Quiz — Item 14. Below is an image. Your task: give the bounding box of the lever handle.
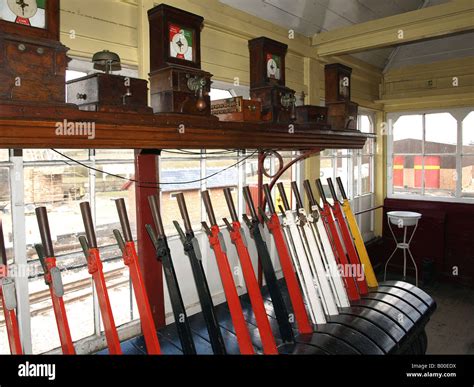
[34,243,48,276]
[113,229,126,253]
[0,218,7,266]
[80,202,98,249]
[291,181,304,210]
[277,182,290,211]
[303,180,317,207]
[148,195,165,238]
[176,193,193,233]
[327,178,340,203]
[145,224,159,250]
[115,198,133,242]
[223,188,238,223]
[78,236,90,258]
[336,177,348,200]
[35,207,55,258]
[202,190,217,226]
[315,179,328,204]
[242,186,258,220]
[263,184,276,215]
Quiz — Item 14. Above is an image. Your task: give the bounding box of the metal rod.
[80,202,98,249]
[277,182,290,211]
[176,193,192,233]
[354,205,384,216]
[115,198,133,242]
[148,194,165,238]
[303,180,317,208]
[113,229,126,253]
[242,186,258,219]
[223,188,238,223]
[336,177,348,200]
[202,190,217,226]
[315,179,328,204]
[35,207,55,257]
[327,178,340,203]
[263,184,275,215]
[0,218,7,266]
[291,181,304,210]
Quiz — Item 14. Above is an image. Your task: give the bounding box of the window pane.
[94,163,136,247]
[24,165,89,259]
[425,113,457,154]
[463,112,474,154]
[0,150,8,162]
[392,154,422,195]
[24,160,95,352]
[205,159,238,225]
[360,115,373,133]
[161,149,203,160]
[95,150,134,160]
[24,149,89,162]
[393,115,423,153]
[423,155,456,198]
[161,159,201,234]
[320,149,334,157]
[210,88,233,101]
[360,155,373,195]
[0,167,11,354]
[462,156,474,195]
[362,138,374,155]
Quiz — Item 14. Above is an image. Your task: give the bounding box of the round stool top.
[387,211,422,227]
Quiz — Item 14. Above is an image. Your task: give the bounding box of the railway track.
[0,267,128,325]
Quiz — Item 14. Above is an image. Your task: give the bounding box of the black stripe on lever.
[327,178,341,204]
[148,195,165,238]
[263,184,276,215]
[0,219,7,266]
[202,190,217,227]
[115,199,133,242]
[223,188,239,223]
[35,207,55,258]
[336,177,348,200]
[176,193,193,234]
[291,181,304,210]
[277,182,290,211]
[79,202,98,249]
[113,230,125,253]
[303,180,317,207]
[315,179,328,204]
[242,186,258,220]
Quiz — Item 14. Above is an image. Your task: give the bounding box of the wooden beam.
[312,0,474,57]
[0,104,368,150]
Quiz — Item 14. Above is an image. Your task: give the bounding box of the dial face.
[339,75,350,98]
[169,23,194,61]
[266,53,281,80]
[0,0,46,28]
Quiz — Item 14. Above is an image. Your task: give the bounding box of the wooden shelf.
[0,103,369,150]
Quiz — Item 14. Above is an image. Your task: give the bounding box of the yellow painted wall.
[380,56,474,112]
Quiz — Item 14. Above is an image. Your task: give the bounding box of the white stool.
[384,211,422,286]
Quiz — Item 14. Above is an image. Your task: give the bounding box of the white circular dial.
[171,30,189,56]
[267,58,278,78]
[7,0,38,19]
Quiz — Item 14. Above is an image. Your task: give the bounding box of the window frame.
[387,107,474,204]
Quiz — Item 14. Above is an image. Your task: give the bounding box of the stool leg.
[403,226,408,280]
[384,247,398,281]
[407,248,419,287]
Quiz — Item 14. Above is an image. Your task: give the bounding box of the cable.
[50,148,258,187]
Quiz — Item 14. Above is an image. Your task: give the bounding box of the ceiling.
[219,0,471,70]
